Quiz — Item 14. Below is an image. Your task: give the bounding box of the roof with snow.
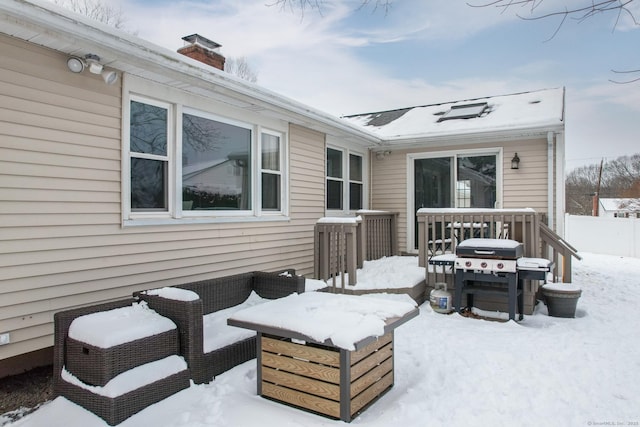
[342,88,565,142]
[599,198,640,212]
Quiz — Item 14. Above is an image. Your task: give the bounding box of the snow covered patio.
[3,252,640,427]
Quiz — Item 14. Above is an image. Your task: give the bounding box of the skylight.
[438,102,488,122]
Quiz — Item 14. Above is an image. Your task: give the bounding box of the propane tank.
[430,282,453,314]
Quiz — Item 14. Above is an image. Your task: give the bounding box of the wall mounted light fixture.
[511,153,521,170]
[66,54,118,85]
[376,150,391,160]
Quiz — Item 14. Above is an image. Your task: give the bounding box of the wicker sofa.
[136,269,305,384]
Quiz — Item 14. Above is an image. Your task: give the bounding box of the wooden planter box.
[258,332,394,422]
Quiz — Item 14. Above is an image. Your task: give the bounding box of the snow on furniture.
[136,269,305,384]
[53,299,190,425]
[65,303,179,387]
[227,292,419,422]
[58,355,189,426]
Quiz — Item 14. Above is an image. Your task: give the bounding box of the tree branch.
[468,0,638,36]
[267,0,393,17]
[610,69,640,84]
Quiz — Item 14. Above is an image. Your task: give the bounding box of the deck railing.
[417,208,579,283]
[314,211,398,289]
[313,208,580,290]
[539,222,582,281]
[357,210,399,266]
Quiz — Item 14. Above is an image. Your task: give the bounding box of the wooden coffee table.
[228,292,419,422]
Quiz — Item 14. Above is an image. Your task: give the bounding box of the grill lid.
[456,238,524,259]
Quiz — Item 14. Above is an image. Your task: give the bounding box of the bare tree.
[469,0,640,83]
[224,57,259,83]
[268,0,393,16]
[55,0,259,81]
[53,0,132,31]
[566,153,640,215]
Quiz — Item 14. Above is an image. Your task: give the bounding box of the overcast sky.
[95,0,638,170]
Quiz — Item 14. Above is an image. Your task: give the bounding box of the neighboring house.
[0,0,565,374]
[599,198,640,218]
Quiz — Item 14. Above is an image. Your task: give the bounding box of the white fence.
[564,214,640,258]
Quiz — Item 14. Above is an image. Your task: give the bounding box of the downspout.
[547,131,554,231]
[555,132,566,237]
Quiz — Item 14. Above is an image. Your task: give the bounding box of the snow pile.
[324,255,425,290]
[6,253,640,427]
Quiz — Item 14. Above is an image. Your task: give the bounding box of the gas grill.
[453,238,525,321]
[454,238,523,272]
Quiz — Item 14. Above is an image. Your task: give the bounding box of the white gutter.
[555,131,566,237]
[547,131,554,230]
[382,124,565,151]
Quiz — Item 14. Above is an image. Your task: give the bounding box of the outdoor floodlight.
[66,53,117,85]
[101,70,118,85]
[66,56,84,73]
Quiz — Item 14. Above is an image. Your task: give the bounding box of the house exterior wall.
[370,138,549,253]
[0,35,325,363]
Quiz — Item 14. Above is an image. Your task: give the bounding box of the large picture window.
[182,112,252,211]
[126,95,287,222]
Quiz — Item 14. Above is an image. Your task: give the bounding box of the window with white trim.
[326,148,364,212]
[260,131,283,212]
[126,95,287,222]
[326,148,343,210]
[130,99,170,211]
[349,154,363,210]
[181,109,252,211]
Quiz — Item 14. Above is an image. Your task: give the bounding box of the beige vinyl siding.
[0,34,123,360]
[370,150,409,253]
[502,138,549,215]
[370,138,550,253]
[0,36,325,361]
[288,124,326,272]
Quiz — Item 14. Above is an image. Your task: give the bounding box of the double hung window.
[326,147,364,212]
[130,100,170,211]
[260,131,282,211]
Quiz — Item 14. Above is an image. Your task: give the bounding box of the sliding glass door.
[456,155,497,208]
[413,153,497,249]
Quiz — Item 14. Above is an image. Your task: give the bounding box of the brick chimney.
[177,34,225,71]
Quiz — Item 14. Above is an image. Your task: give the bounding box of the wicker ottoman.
[66,303,178,386]
[59,355,190,426]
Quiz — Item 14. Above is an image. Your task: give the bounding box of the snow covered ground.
[4,252,640,427]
